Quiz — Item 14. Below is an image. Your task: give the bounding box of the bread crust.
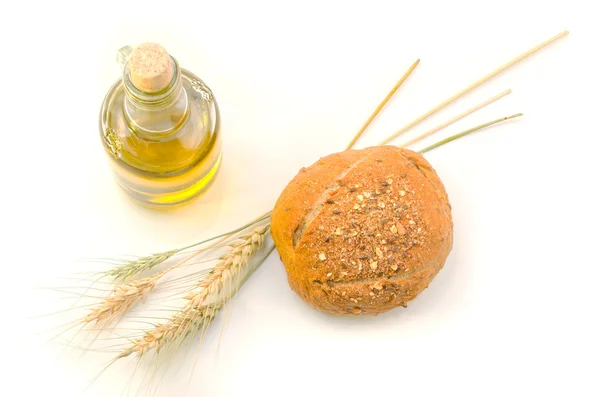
[271,146,453,316]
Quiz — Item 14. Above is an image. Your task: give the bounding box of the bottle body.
[99,58,221,208]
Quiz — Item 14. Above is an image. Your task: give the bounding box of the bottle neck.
[123,57,189,138]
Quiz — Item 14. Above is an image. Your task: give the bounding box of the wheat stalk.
[378,30,568,145]
[116,224,270,359]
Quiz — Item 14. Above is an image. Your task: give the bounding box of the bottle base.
[115,152,222,210]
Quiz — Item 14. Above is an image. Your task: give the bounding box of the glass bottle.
[99,43,221,208]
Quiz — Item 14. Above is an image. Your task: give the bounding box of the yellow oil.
[100,66,221,208]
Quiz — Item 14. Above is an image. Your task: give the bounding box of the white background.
[2,0,599,396]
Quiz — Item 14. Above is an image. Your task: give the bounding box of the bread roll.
[270,146,453,316]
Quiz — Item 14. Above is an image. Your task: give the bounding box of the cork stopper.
[128,43,173,93]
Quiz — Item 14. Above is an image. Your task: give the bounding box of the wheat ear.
[185,224,269,307]
[100,214,273,282]
[117,224,269,359]
[84,272,164,324]
[105,251,178,281]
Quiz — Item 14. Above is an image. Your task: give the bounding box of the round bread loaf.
[270,146,453,316]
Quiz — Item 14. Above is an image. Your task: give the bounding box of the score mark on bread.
[292,154,372,248]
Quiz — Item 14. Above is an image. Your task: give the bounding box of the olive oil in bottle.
[99,43,221,208]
